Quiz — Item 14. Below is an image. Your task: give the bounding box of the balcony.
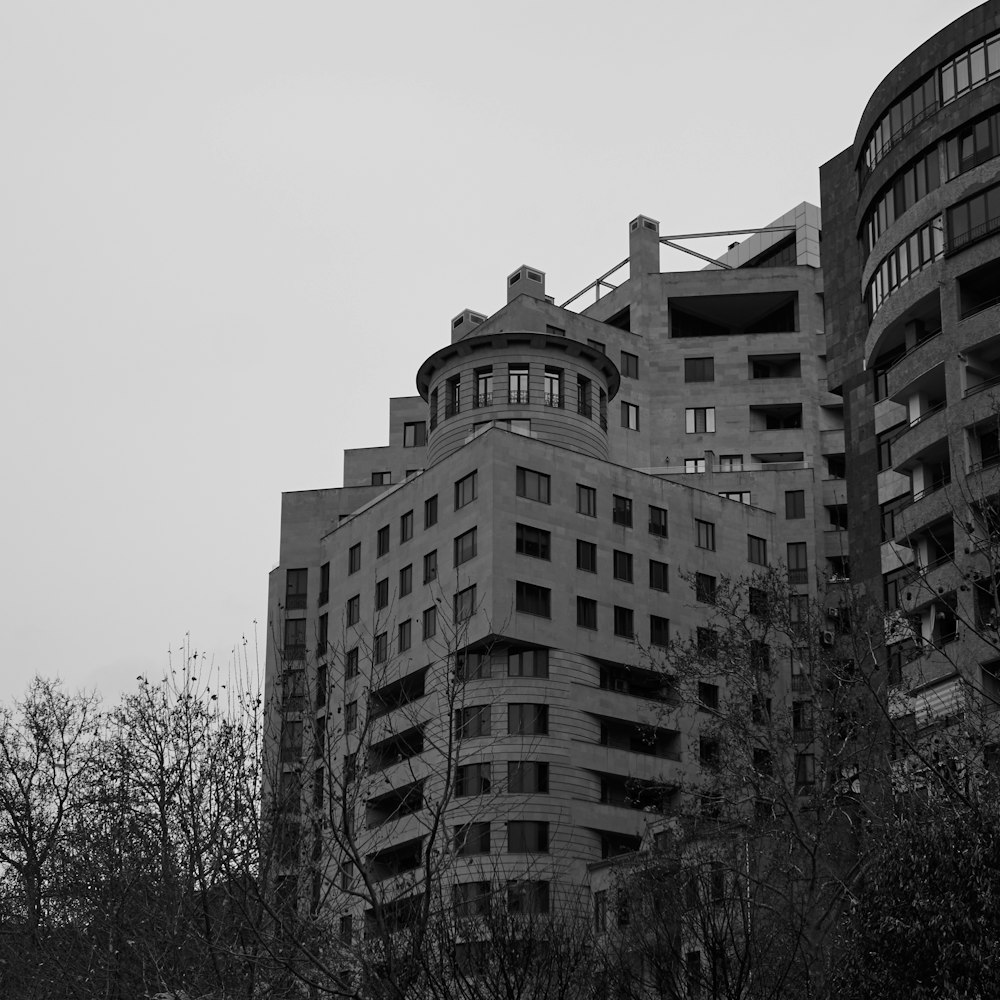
[544,393,564,409]
[473,392,493,408]
[508,390,530,405]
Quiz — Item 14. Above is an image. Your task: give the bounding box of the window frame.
[516,466,551,504]
[695,519,716,551]
[612,495,633,528]
[515,581,551,618]
[577,539,597,573]
[577,484,597,516]
[516,523,552,560]
[454,527,478,566]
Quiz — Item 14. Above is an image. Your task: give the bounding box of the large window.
[455,706,491,739]
[454,822,490,856]
[686,407,716,433]
[455,471,478,509]
[516,524,551,560]
[454,585,476,622]
[508,365,529,404]
[403,421,427,447]
[508,648,549,678]
[613,606,635,639]
[577,597,598,629]
[948,182,1000,252]
[517,467,551,503]
[475,367,493,408]
[621,402,640,430]
[787,542,808,585]
[455,763,491,797]
[516,582,551,618]
[508,821,549,853]
[613,550,633,583]
[454,528,477,566]
[940,32,1000,106]
[867,216,944,319]
[543,367,563,407]
[946,108,1000,179]
[695,519,716,551]
[861,148,940,256]
[577,484,597,516]
[613,495,633,527]
[577,540,597,573]
[509,704,548,735]
[508,761,549,793]
[684,356,714,382]
[649,559,669,592]
[785,490,805,519]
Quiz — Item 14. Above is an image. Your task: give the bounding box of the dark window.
[577,484,597,516]
[375,577,389,610]
[372,471,391,486]
[454,528,477,566]
[695,573,716,604]
[403,421,427,447]
[508,761,549,793]
[650,615,670,648]
[455,763,491,797]
[699,736,719,767]
[748,535,768,565]
[453,881,491,917]
[455,706,491,739]
[422,606,437,639]
[456,650,488,681]
[577,540,597,572]
[508,648,549,678]
[423,550,437,584]
[377,525,390,558]
[788,542,808,584]
[517,467,551,503]
[614,606,635,639]
[398,620,411,652]
[319,562,330,606]
[613,495,633,527]
[400,510,413,543]
[345,701,357,732]
[649,559,669,592]
[697,627,718,659]
[684,356,714,382]
[516,523,551,560]
[516,582,551,618]
[346,595,360,627]
[508,820,549,853]
[399,564,412,597]
[285,568,308,611]
[696,519,715,550]
[749,587,769,617]
[508,704,548,735]
[455,471,478,509]
[577,597,598,629]
[454,585,476,622]
[613,550,634,582]
[454,822,491,856]
[785,490,805,519]
[373,632,387,665]
[507,880,549,915]
[348,544,361,575]
[345,647,358,678]
[750,639,770,672]
[283,619,306,660]
[621,351,639,378]
[621,401,640,430]
[685,407,716,433]
[649,505,668,537]
[698,681,719,710]
[424,495,438,528]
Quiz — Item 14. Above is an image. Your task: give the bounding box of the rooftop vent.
[506,265,547,304]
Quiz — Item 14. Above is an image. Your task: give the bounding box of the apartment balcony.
[821,428,845,454]
[893,481,954,542]
[899,558,960,614]
[884,329,944,400]
[572,740,684,781]
[887,402,947,471]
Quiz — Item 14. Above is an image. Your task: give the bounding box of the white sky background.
[0,0,977,706]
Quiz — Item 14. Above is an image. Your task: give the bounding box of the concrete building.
[821,1,1000,730]
[264,206,839,932]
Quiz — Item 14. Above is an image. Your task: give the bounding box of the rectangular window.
[787,542,808,585]
[695,573,717,604]
[508,648,549,678]
[587,339,606,354]
[422,606,437,640]
[718,454,743,471]
[455,470,478,509]
[685,459,706,474]
[749,586,769,617]
[543,366,563,407]
[685,407,716,433]
[474,366,493,408]
[456,649,488,681]
[455,705,491,739]
[697,627,718,659]
[318,612,329,653]
[577,484,597,516]
[454,822,490,856]
[515,581,551,618]
[400,510,413,543]
[614,606,635,639]
[507,881,549,915]
[376,525,390,558]
[684,356,714,382]
[720,491,752,504]
[748,535,768,566]
[508,364,529,404]
[516,523,551,560]
[508,820,549,853]
[403,421,427,447]
[346,595,360,627]
[509,704,548,735]
[516,467,551,503]
[424,495,438,528]
[612,495,633,527]
[613,550,634,582]
[649,559,669,592]
[423,550,437,584]
[446,374,461,417]
[508,761,549,793]
[373,631,387,665]
[319,562,330,606]
[399,564,412,597]
[455,763,491,797]
[454,585,476,622]
[577,540,597,572]
[577,596,598,629]
[398,619,411,652]
[785,490,805,519]
[620,351,639,379]
[371,471,391,486]
[453,881,491,917]
[283,619,306,659]
[594,890,607,933]
[345,646,359,678]
[621,401,640,430]
[577,375,592,417]
[454,527,477,566]
[648,505,668,537]
[795,752,815,791]
[348,543,361,575]
[345,701,357,732]
[698,681,719,711]
[650,615,670,648]
[375,577,389,610]
[695,519,716,550]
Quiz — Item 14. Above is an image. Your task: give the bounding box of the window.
[699,736,719,767]
[346,595,360,627]
[695,519,716,550]
[376,525,390,558]
[455,705,491,739]
[456,649,488,681]
[684,356,714,382]
[454,821,490,856]
[649,505,668,537]
[577,484,597,516]
[283,619,306,660]
[748,535,768,565]
[509,703,548,735]
[750,639,770,673]
[423,550,437,584]
[697,627,718,659]
[621,401,640,430]
[614,606,635,639]
[621,351,639,379]
[577,540,597,572]
[340,914,353,944]
[375,577,389,610]
[698,681,719,711]
[508,648,549,678]
[587,338,606,354]
[749,587,769,617]
[613,550,634,582]
[507,880,550,915]
[508,821,549,853]
[785,490,805,519]
[543,367,563,407]
[649,559,669,592]
[793,700,813,732]
[795,752,815,791]
[577,597,598,629]
[686,407,716,433]
[372,471,391,486]
[424,495,438,528]
[508,364,529,404]
[454,585,476,621]
[319,562,330,606]
[345,701,357,733]
[318,612,329,653]
[422,606,437,640]
[399,564,412,598]
[508,761,549,793]
[695,573,716,604]
[718,454,743,471]
[516,467,550,503]
[348,543,361,575]
[403,422,427,447]
[516,523,551,560]
[446,374,461,417]
[650,615,670,648]
[345,646,359,678]
[453,881,491,918]
[594,890,607,933]
[373,632,388,665]
[398,620,411,653]
[516,582,551,617]
[612,495,633,527]
[400,510,413,543]
[577,375,592,417]
[787,542,808,585]
[455,763,491,797]
[720,491,752,504]
[455,470,478,509]
[454,528,477,566]
[685,459,706,474]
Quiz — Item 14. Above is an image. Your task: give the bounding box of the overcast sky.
[0,0,977,706]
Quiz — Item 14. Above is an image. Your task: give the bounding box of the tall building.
[264,205,841,931]
[821,1,1000,724]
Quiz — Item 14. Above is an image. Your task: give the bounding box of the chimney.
[629,215,660,278]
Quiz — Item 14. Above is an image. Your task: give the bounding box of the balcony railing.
[911,476,951,504]
[544,393,564,408]
[860,99,940,186]
[884,328,942,375]
[473,392,493,408]
[962,292,1000,320]
[508,389,529,405]
[946,213,1000,256]
[787,569,808,585]
[890,399,946,443]
[965,373,1000,397]
[285,594,307,610]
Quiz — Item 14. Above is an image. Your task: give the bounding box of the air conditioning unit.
[820,630,836,647]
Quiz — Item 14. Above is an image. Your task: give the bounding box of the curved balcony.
[884,330,945,399]
[893,480,955,541]
[886,402,948,471]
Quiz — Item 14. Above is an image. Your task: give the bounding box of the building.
[264,206,839,936]
[821,0,1000,734]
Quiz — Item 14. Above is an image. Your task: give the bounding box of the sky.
[0,0,979,707]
